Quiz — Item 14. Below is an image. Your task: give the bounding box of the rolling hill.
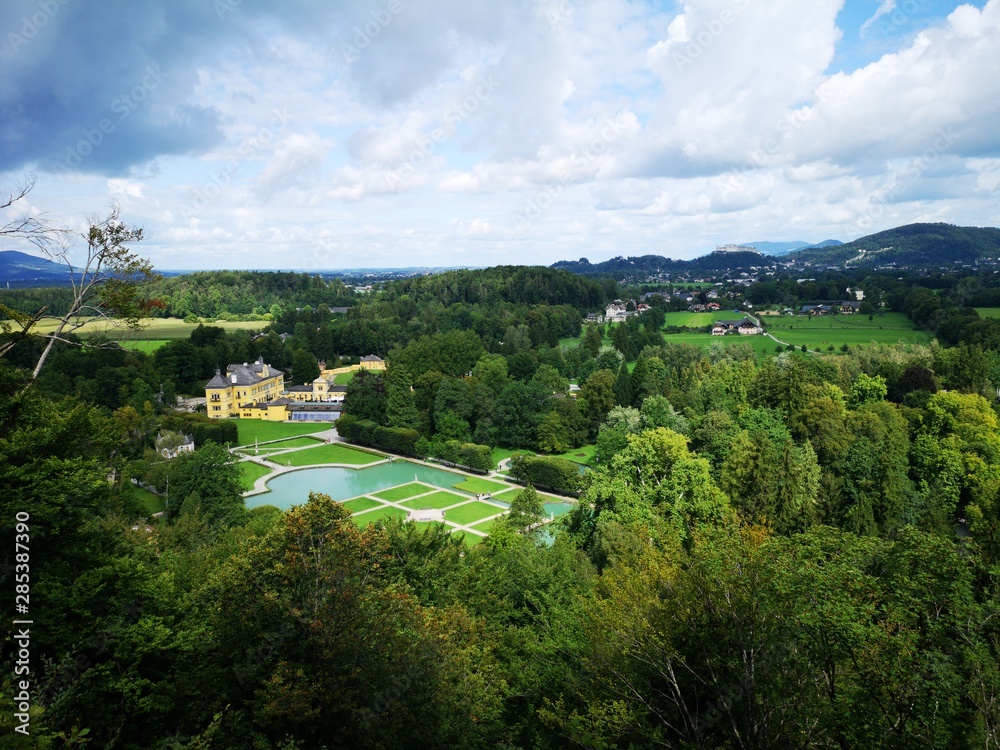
[0,250,73,285]
[788,223,1000,267]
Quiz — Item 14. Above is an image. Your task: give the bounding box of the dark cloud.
[0,0,509,175]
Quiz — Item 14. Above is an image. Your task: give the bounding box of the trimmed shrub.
[509,454,581,493]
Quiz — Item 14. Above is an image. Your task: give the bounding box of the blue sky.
[1,0,998,269]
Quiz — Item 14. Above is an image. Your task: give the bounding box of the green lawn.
[400,491,467,510]
[373,483,430,502]
[332,371,356,385]
[490,489,522,503]
[118,339,170,353]
[354,506,408,527]
[444,501,505,526]
[453,477,510,495]
[280,443,382,467]
[343,497,383,513]
[134,486,166,515]
[238,461,272,491]
[450,530,483,547]
[470,518,497,534]
[975,308,1000,319]
[239,436,325,454]
[490,447,534,469]
[548,443,597,466]
[231,419,326,446]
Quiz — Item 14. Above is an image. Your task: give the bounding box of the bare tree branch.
[28,203,159,378]
[0,172,65,250]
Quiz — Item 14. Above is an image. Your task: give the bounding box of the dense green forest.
[3,264,1000,748]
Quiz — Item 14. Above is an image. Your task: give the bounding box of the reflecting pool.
[246,461,472,511]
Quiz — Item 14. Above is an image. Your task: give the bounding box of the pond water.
[246,461,472,511]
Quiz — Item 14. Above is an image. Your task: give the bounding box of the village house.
[713,318,762,335]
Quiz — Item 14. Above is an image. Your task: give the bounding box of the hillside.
[0,249,72,285]
[551,250,775,278]
[789,223,1000,267]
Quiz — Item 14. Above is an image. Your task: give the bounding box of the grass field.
[661,311,731,328]
[354,506,408,527]
[490,489,522,503]
[231,419,326,446]
[451,531,482,547]
[29,316,268,341]
[763,312,931,350]
[280,443,382,467]
[975,308,1000,319]
[343,497,382,513]
[239,436,324,454]
[471,518,497,534]
[454,477,509,495]
[661,331,778,355]
[444,501,505,526]
[238,461,272,491]
[549,443,597,466]
[331,371,355,385]
[401,491,466,510]
[119,339,171,353]
[373,483,429,502]
[490,446,534,469]
[134,486,166,515]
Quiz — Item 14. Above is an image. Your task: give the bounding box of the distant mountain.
[552,249,776,278]
[788,223,1000,267]
[745,239,843,256]
[0,250,73,286]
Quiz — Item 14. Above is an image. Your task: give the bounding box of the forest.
[2,263,1000,748]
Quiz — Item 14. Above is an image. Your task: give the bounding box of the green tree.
[581,324,604,358]
[613,361,633,407]
[166,441,245,525]
[289,348,320,384]
[579,369,616,436]
[385,368,420,430]
[537,410,570,454]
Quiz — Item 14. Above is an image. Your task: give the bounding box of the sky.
[1,0,998,271]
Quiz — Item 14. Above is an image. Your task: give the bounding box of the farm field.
[661,331,779,356]
[230,419,326,446]
[763,312,931,350]
[661,311,732,328]
[28,316,268,340]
